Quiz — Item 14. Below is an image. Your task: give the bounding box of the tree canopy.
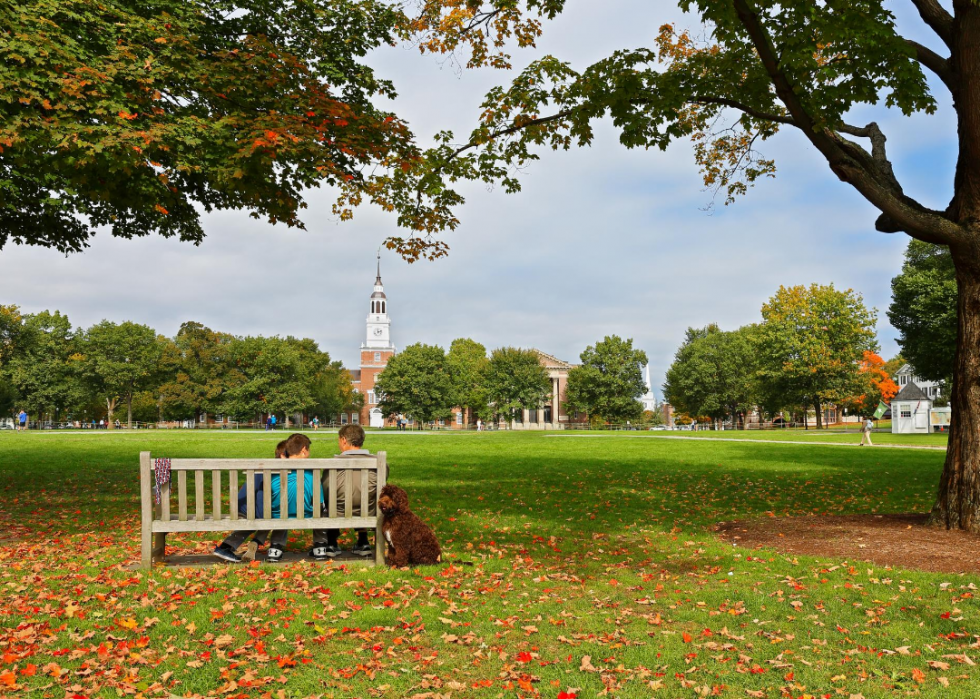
[483,347,550,422]
[565,335,647,424]
[375,343,455,425]
[663,324,758,426]
[757,284,878,428]
[0,0,450,260]
[888,240,957,386]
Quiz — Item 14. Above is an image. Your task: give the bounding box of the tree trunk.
[127,393,133,429]
[106,397,115,427]
[814,400,823,430]
[930,242,980,530]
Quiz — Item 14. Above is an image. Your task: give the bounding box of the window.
[340,413,348,425]
[374,352,381,362]
[900,409,912,418]
[381,301,385,313]
[351,413,359,424]
[456,412,462,425]
[367,391,376,405]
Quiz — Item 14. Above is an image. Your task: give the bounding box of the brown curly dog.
[379,484,442,567]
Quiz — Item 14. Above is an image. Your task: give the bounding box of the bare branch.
[909,0,954,48]
[732,0,965,245]
[904,38,956,93]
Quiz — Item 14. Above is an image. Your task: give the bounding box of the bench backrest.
[140,451,388,525]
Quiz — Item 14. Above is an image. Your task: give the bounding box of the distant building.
[640,365,657,413]
[348,256,396,428]
[891,381,933,434]
[895,363,942,399]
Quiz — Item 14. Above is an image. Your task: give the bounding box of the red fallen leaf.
[940,611,952,619]
[558,693,577,699]
[682,632,693,643]
[516,651,532,663]
[19,664,36,676]
[911,667,926,683]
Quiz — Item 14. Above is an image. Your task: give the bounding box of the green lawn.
[0,430,974,698]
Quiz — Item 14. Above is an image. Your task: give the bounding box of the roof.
[531,349,577,370]
[893,380,931,402]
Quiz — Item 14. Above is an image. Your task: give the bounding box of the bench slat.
[178,471,187,521]
[313,469,321,518]
[152,515,378,534]
[195,471,205,521]
[279,469,288,519]
[344,469,352,519]
[212,471,221,520]
[161,471,171,522]
[229,470,238,520]
[361,469,369,518]
[263,470,272,520]
[328,470,337,518]
[296,469,304,521]
[162,458,379,471]
[246,471,255,520]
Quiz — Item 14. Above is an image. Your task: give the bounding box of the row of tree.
[374,336,650,426]
[663,284,901,428]
[0,310,361,427]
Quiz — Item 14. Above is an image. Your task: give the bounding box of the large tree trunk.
[814,400,823,430]
[127,393,133,429]
[930,242,980,530]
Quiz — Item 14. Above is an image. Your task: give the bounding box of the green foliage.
[483,347,550,420]
[0,0,437,255]
[757,284,878,425]
[2,310,82,421]
[565,335,647,423]
[447,337,489,421]
[78,320,163,426]
[399,0,938,227]
[158,322,236,419]
[308,363,364,421]
[888,241,957,386]
[375,343,454,425]
[664,324,759,425]
[220,336,314,420]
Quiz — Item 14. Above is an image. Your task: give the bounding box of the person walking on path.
[17,409,27,431]
[860,417,874,446]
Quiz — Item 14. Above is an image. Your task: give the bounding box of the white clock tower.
[363,254,393,349]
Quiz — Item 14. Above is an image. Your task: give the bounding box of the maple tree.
[375,342,455,425]
[664,324,759,428]
[402,0,980,528]
[483,346,551,425]
[843,350,900,415]
[565,335,647,424]
[0,0,452,261]
[757,284,878,429]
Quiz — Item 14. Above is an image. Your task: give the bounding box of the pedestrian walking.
[860,417,874,446]
[17,409,27,431]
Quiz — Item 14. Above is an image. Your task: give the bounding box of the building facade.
[895,363,943,399]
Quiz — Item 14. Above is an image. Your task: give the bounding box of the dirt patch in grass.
[715,513,980,575]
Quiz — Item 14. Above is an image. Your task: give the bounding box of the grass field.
[0,430,975,698]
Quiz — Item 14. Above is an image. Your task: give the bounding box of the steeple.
[365,253,392,349]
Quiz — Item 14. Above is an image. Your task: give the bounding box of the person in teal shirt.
[264,432,322,562]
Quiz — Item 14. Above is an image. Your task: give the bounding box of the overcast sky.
[0,1,956,397]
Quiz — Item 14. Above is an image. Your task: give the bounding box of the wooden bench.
[139,451,388,568]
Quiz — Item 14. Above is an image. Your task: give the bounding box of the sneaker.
[309,542,339,561]
[352,542,373,557]
[212,543,242,563]
[241,541,259,563]
[266,545,285,563]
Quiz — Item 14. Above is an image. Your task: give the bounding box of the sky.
[0,1,957,398]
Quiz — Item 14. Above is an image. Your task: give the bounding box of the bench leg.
[140,529,152,569]
[375,516,385,567]
[152,533,167,563]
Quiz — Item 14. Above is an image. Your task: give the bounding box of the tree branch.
[732,0,965,245]
[686,96,797,126]
[904,38,956,93]
[909,0,954,48]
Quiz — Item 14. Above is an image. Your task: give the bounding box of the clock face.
[373,327,383,336]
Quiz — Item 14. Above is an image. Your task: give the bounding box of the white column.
[553,378,560,429]
[522,408,530,428]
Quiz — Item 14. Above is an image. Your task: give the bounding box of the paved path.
[544,434,948,451]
